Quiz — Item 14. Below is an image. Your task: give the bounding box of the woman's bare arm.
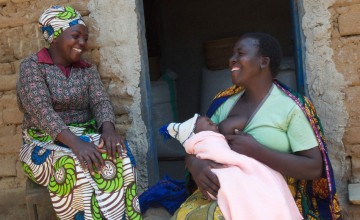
[185,154,224,199]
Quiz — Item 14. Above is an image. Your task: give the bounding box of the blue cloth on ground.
[139,175,188,215]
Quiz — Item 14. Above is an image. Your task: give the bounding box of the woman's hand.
[71,141,105,175]
[226,131,261,158]
[100,122,127,162]
[186,154,225,199]
[57,129,104,175]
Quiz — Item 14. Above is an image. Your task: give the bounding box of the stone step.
[349,183,360,205]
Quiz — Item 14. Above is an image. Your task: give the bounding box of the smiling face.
[194,116,219,133]
[229,37,263,86]
[50,24,88,66]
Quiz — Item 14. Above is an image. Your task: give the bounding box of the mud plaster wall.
[88,0,149,190]
[0,0,149,219]
[303,0,360,218]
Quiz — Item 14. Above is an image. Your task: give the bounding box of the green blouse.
[211,84,318,153]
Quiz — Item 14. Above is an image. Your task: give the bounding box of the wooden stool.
[25,179,56,220]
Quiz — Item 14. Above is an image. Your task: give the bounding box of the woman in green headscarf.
[17,5,142,220]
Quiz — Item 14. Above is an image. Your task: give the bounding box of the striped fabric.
[20,121,142,220]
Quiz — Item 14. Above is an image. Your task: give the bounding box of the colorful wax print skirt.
[171,190,224,220]
[19,122,142,220]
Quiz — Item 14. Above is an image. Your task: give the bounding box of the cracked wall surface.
[303,0,360,218]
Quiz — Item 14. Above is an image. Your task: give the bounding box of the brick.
[0,204,27,220]
[82,49,100,66]
[16,124,22,134]
[35,0,67,9]
[0,63,13,75]
[91,49,100,65]
[0,111,2,126]
[81,51,92,63]
[352,157,360,183]
[345,144,360,156]
[333,41,360,86]
[5,26,22,39]
[0,173,26,190]
[338,6,360,36]
[115,124,129,137]
[12,38,41,60]
[0,16,30,29]
[0,44,15,63]
[0,94,18,109]
[344,127,360,145]
[10,0,30,3]
[348,116,360,129]
[87,33,101,50]
[0,134,22,154]
[0,188,26,207]
[3,108,23,124]
[23,22,41,39]
[12,60,21,76]
[0,28,4,38]
[0,125,22,154]
[69,1,90,16]
[111,97,131,115]
[0,155,17,176]
[15,159,27,177]
[0,0,15,16]
[0,125,16,136]
[0,74,17,91]
[345,87,360,126]
[0,0,8,6]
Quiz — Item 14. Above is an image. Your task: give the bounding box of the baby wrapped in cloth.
[162,114,302,220]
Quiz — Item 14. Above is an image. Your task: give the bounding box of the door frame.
[290,0,307,96]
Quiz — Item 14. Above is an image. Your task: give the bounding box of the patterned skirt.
[19,122,142,220]
[171,190,224,220]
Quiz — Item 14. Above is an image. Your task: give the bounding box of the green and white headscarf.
[38,5,86,44]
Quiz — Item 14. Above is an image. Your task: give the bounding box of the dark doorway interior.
[144,0,297,180]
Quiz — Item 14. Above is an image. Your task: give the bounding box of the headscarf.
[38,5,86,44]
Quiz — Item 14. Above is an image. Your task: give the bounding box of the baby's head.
[162,113,200,144]
[161,114,219,145]
[194,116,219,134]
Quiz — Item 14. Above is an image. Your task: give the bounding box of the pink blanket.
[184,131,303,220]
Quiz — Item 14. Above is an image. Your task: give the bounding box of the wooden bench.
[25,179,56,220]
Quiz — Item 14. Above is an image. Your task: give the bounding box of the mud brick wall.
[303,0,360,218]
[330,1,360,218]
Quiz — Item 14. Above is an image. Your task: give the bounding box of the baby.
[161,114,302,220]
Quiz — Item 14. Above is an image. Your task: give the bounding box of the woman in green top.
[172,33,341,219]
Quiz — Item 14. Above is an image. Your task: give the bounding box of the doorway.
[143,0,304,181]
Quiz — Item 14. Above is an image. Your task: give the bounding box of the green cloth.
[210,84,318,153]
